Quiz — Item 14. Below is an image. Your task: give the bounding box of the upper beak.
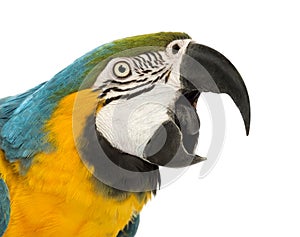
[180,42,251,135]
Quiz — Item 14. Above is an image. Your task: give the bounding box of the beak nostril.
[172,44,181,54]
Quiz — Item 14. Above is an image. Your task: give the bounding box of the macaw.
[0,32,250,237]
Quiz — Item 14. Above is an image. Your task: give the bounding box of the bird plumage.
[0,89,152,236]
[0,32,250,236]
[0,178,10,237]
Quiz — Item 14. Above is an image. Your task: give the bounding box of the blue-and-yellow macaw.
[0,32,250,237]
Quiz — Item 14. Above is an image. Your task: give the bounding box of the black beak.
[181,42,251,135]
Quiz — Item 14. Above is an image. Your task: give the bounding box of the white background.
[1,1,299,236]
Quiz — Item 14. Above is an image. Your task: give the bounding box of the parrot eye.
[113,61,131,78]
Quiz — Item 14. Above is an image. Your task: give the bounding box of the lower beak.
[180,42,251,135]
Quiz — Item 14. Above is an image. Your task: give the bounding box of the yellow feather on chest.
[0,90,151,237]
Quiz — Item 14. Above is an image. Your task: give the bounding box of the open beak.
[181,42,251,135]
[144,42,250,168]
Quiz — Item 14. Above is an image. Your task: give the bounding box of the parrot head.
[76,33,250,170]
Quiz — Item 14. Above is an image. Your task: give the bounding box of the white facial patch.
[94,39,192,158]
[96,85,180,157]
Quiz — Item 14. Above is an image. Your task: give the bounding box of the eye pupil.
[118,65,126,73]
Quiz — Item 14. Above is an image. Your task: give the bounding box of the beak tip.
[245,120,250,136]
[244,113,251,136]
[243,118,250,136]
[191,155,207,165]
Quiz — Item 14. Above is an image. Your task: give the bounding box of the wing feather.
[0,178,10,237]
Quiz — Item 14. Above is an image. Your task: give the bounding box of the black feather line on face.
[144,52,153,61]
[103,95,123,105]
[126,85,156,100]
[100,81,155,105]
[151,67,165,76]
[109,80,153,93]
[133,57,143,69]
[137,56,147,64]
[164,70,172,83]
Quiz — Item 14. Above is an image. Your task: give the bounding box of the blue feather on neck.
[0,42,114,167]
